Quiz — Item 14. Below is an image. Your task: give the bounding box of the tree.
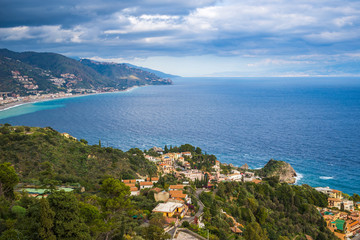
[243,222,269,240]
[0,229,25,240]
[0,162,19,199]
[141,225,170,240]
[97,178,132,240]
[39,198,55,240]
[351,193,360,202]
[47,190,90,240]
[195,147,202,154]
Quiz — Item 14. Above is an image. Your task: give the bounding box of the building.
[346,220,360,237]
[315,187,333,195]
[130,187,140,196]
[152,202,188,218]
[181,152,192,158]
[342,200,354,211]
[125,183,136,188]
[329,190,343,200]
[328,198,342,209]
[154,191,170,202]
[146,177,159,183]
[123,179,137,184]
[169,185,185,191]
[183,170,203,181]
[140,181,153,189]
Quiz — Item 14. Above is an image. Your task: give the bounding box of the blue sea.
[1,77,360,194]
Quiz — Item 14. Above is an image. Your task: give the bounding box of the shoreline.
[0,85,142,113]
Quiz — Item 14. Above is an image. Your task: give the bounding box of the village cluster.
[315,187,360,239]
[0,71,113,107]
[120,147,264,235]
[119,147,360,239]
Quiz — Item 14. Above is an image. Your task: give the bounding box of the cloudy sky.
[1,0,360,77]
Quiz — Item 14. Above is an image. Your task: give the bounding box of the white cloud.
[0,25,85,43]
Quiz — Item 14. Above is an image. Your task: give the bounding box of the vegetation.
[0,125,157,190]
[0,126,340,240]
[199,180,336,240]
[0,48,172,96]
[164,144,217,172]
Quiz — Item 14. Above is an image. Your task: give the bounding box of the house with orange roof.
[178,156,185,163]
[140,181,153,189]
[346,219,360,237]
[329,189,343,199]
[123,179,136,184]
[146,177,159,183]
[184,161,191,169]
[125,183,136,188]
[328,198,342,209]
[130,187,140,196]
[252,179,262,184]
[170,190,187,199]
[169,185,185,191]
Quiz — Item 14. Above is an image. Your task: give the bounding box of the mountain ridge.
[0,48,172,96]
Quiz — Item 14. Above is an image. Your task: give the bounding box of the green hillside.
[0,49,172,96]
[0,124,157,189]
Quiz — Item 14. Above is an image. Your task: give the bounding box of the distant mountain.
[125,63,179,79]
[0,49,172,96]
[80,59,172,88]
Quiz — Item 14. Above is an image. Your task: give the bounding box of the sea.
[1,77,360,194]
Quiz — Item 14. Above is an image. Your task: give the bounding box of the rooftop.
[140,181,153,186]
[152,202,183,213]
[170,185,184,189]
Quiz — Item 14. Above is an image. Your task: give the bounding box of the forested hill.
[0,49,172,95]
[0,124,157,190]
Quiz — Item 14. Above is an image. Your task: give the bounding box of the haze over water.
[1,77,360,194]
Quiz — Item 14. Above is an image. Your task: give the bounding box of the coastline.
[0,85,142,113]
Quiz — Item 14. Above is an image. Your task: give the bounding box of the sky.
[0,0,360,77]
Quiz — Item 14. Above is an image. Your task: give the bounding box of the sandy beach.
[0,85,141,113]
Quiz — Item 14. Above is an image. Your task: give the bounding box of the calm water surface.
[1,77,359,194]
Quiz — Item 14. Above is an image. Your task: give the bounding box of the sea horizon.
[1,76,359,195]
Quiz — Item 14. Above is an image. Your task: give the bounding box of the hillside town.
[116,146,360,239]
[4,132,359,240]
[0,71,116,108]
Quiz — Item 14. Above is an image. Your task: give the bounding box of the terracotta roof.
[348,220,359,227]
[130,187,138,191]
[170,198,185,203]
[147,177,159,181]
[170,190,187,199]
[123,179,136,183]
[125,183,135,187]
[140,181,153,186]
[169,185,184,190]
[252,179,262,184]
[328,198,342,202]
[332,189,342,193]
